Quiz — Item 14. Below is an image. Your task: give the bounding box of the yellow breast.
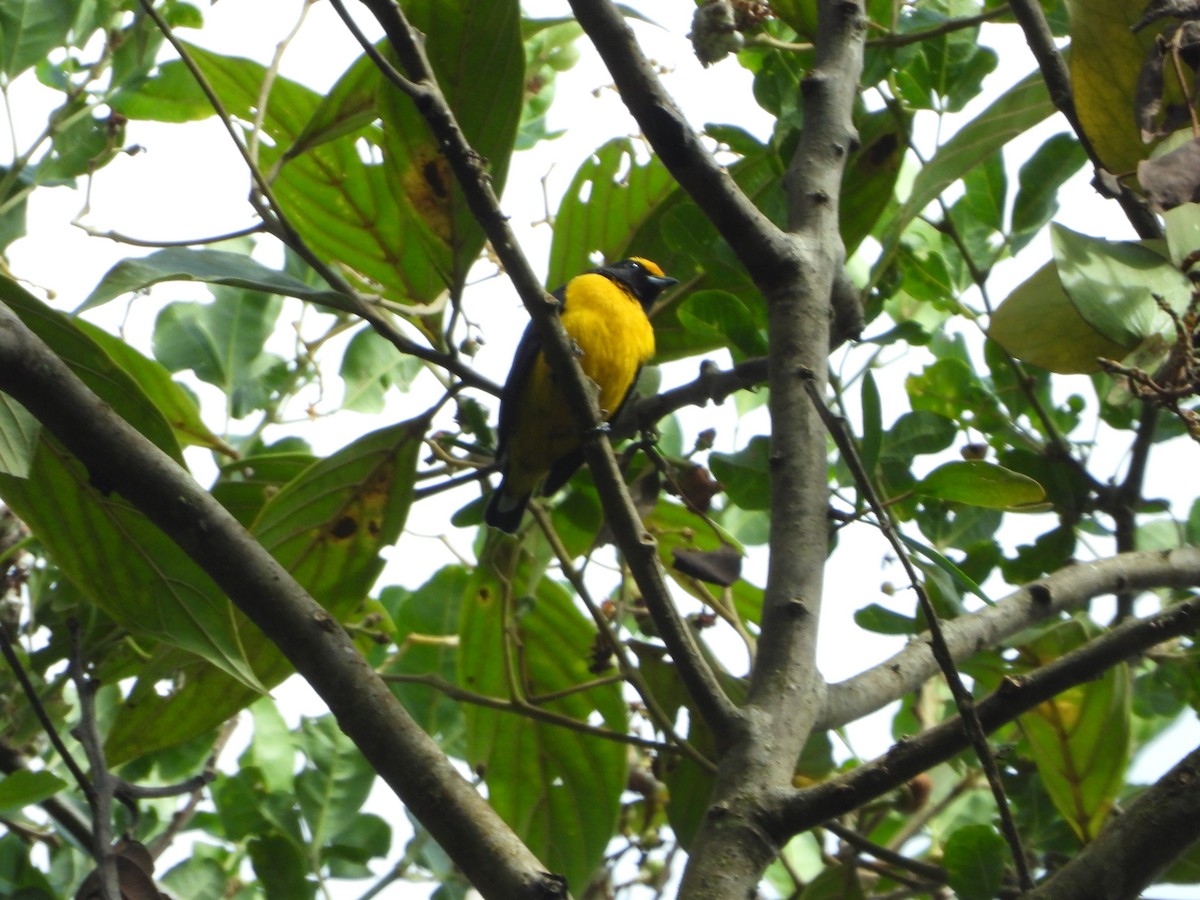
[559,272,655,416]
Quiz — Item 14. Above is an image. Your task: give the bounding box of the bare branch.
[820,547,1200,730]
[768,588,1200,838]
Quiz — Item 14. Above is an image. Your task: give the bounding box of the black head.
[596,257,678,310]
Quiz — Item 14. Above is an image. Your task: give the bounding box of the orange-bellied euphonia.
[484,257,678,533]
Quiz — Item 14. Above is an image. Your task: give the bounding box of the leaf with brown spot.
[105,418,425,763]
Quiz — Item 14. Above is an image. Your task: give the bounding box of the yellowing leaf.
[1018,617,1131,842]
[1067,0,1159,172]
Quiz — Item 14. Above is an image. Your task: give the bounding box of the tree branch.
[767,588,1200,839]
[0,302,563,900]
[819,547,1200,730]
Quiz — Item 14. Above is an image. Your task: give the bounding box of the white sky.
[5,2,1199,898]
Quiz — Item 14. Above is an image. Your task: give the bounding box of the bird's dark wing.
[494,285,566,458]
[541,362,645,497]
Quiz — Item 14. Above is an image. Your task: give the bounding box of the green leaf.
[461,566,627,892]
[243,698,295,795]
[0,770,67,815]
[915,461,1045,509]
[879,410,956,462]
[1011,133,1088,250]
[547,137,677,288]
[105,418,423,763]
[989,261,1130,374]
[842,105,910,255]
[0,395,38,478]
[710,436,771,511]
[0,0,74,78]
[153,286,287,420]
[339,327,422,413]
[1066,0,1154,173]
[211,449,317,529]
[296,716,376,849]
[1050,224,1194,348]
[1018,617,1131,842]
[874,71,1055,278]
[942,824,1007,900]
[248,833,315,900]
[675,290,767,358]
[80,248,353,313]
[854,603,918,635]
[374,0,525,294]
[859,370,882,476]
[75,319,229,454]
[0,280,265,693]
[379,567,468,757]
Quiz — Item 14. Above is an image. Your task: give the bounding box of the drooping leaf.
[1067,0,1160,172]
[1018,616,1131,842]
[0,278,264,692]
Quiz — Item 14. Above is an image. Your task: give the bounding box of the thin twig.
[382,672,675,753]
[528,503,717,773]
[800,373,1033,889]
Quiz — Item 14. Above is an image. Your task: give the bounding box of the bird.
[484,257,678,533]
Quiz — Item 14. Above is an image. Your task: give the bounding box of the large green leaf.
[989,261,1130,374]
[1050,225,1194,348]
[1018,617,1131,842]
[0,279,265,692]
[547,137,678,289]
[105,418,425,763]
[375,0,524,295]
[460,563,627,893]
[1066,0,1156,173]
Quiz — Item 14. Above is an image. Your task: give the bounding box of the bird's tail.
[484,480,530,533]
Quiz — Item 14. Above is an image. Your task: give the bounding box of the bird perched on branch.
[485,257,677,533]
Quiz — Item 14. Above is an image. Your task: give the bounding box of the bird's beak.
[648,274,679,289]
